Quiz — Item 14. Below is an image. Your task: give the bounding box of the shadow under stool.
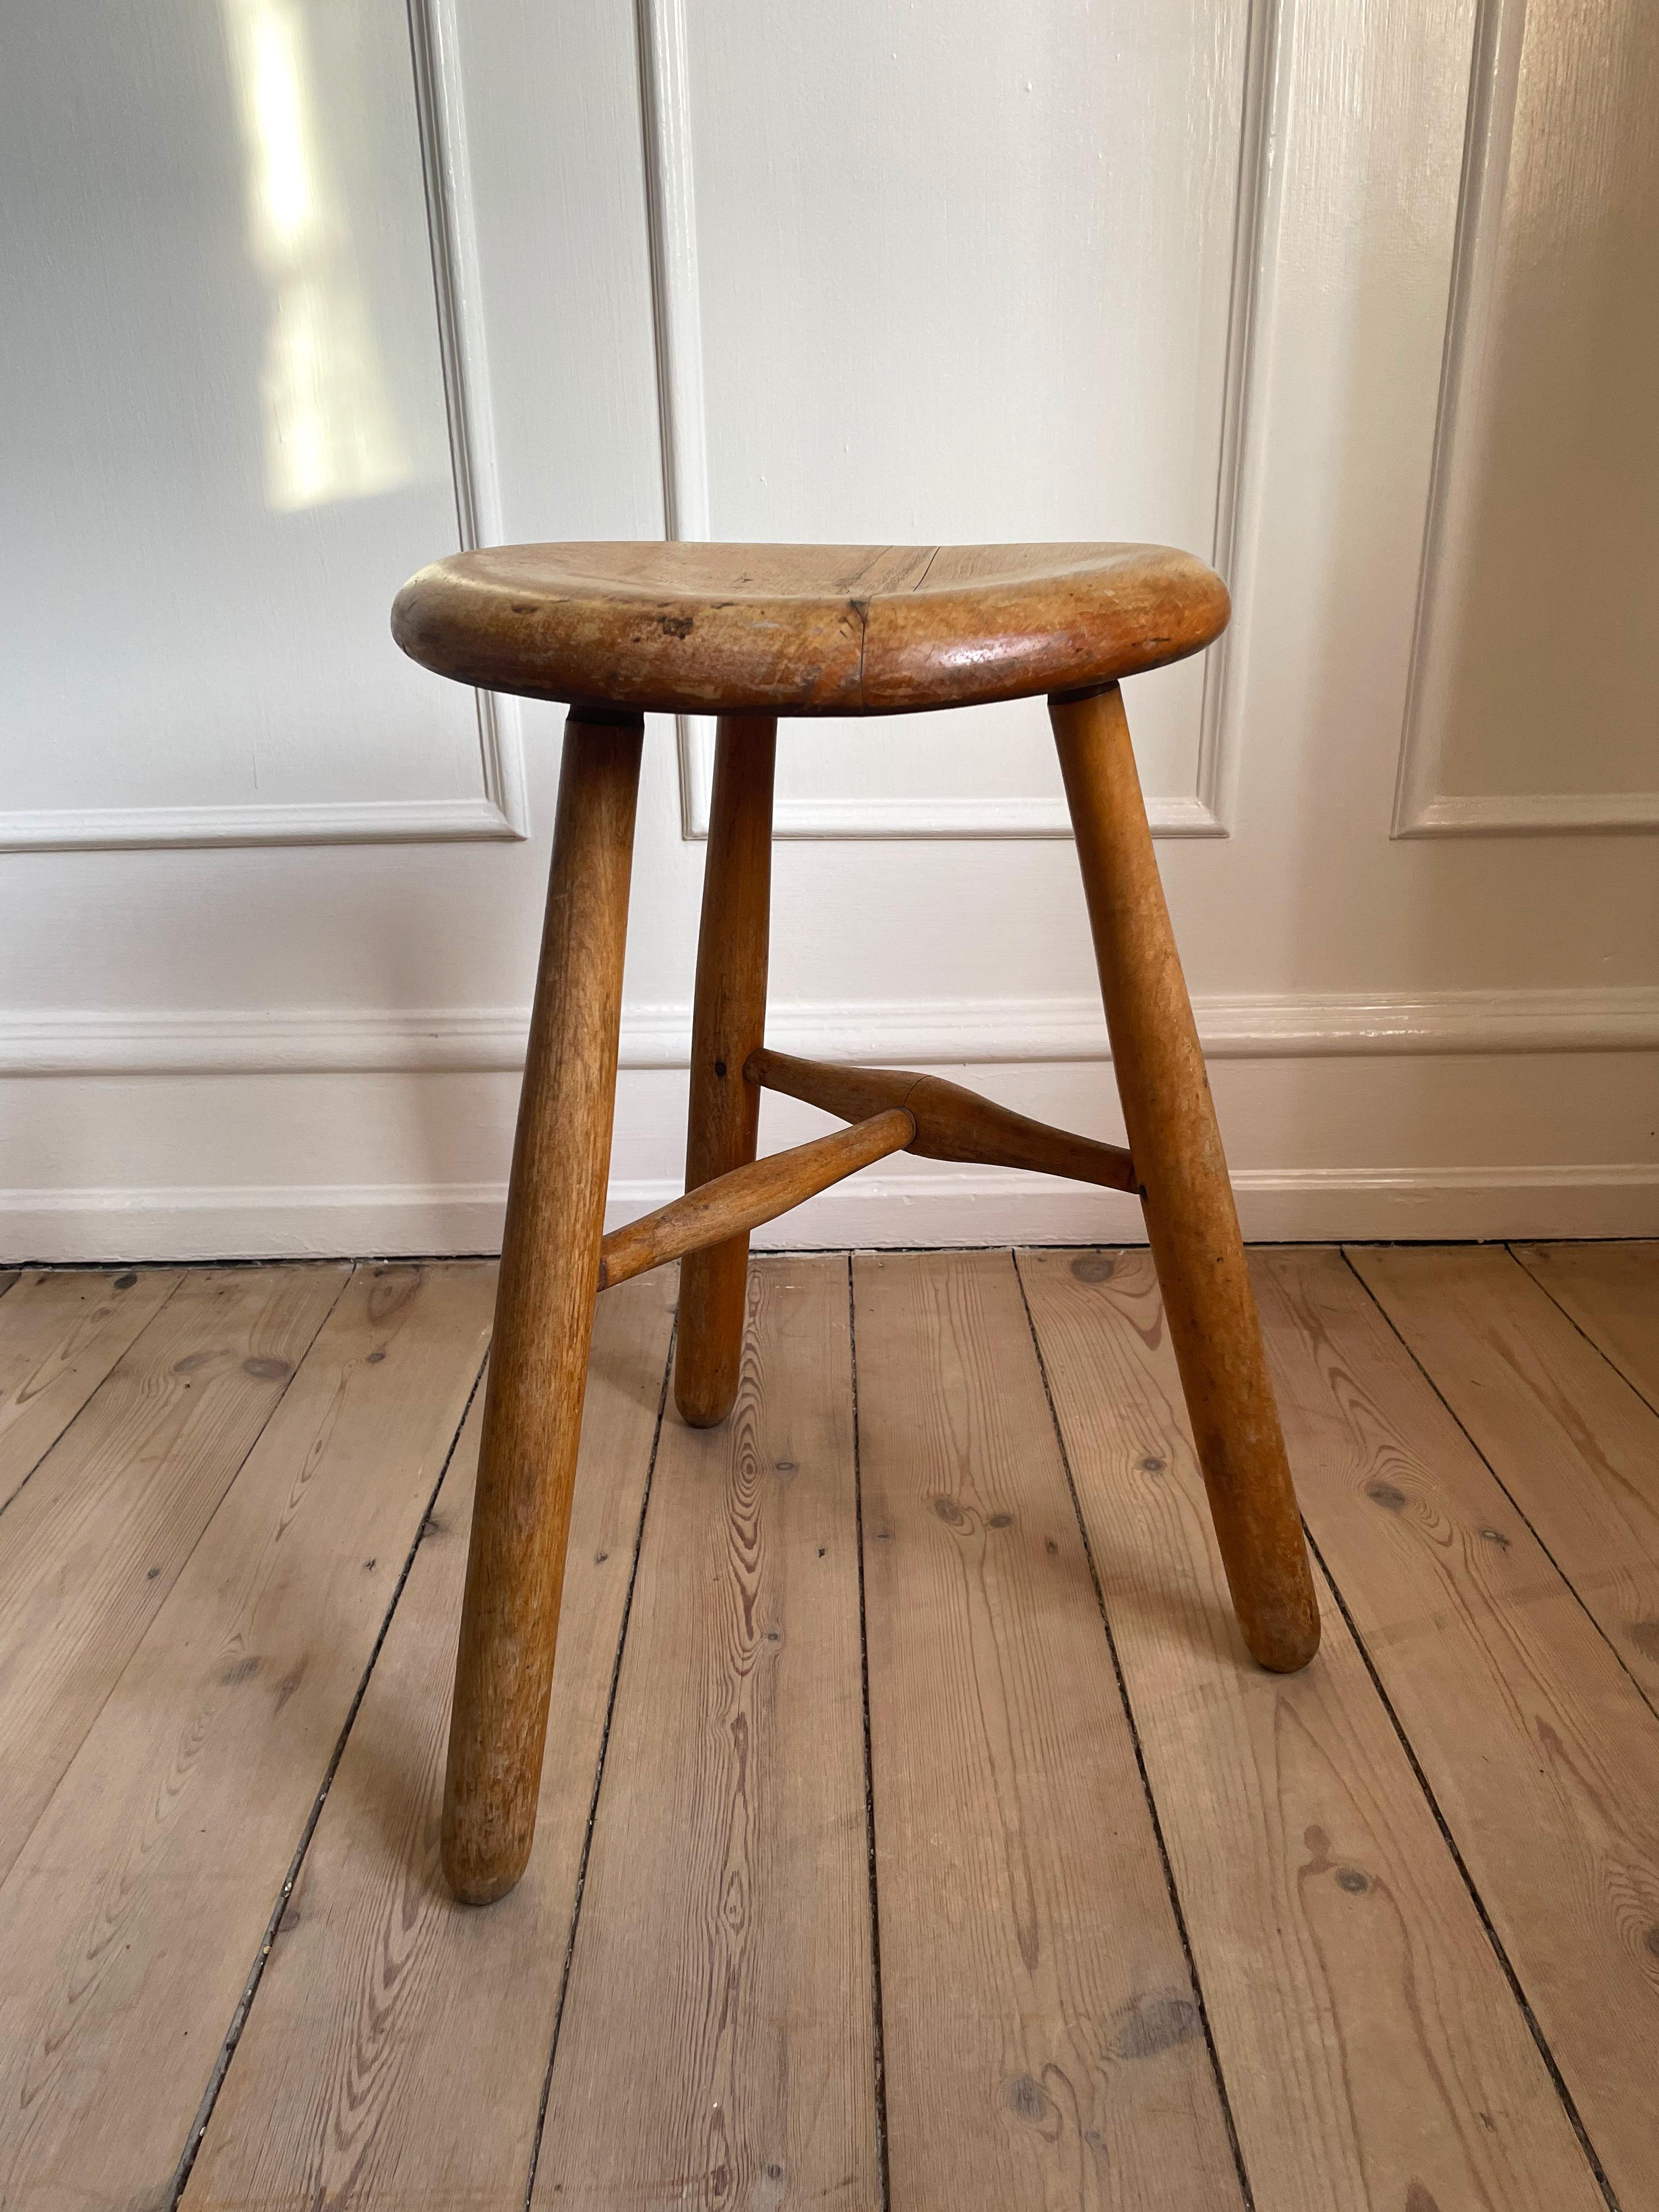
[392,539,1321,1906]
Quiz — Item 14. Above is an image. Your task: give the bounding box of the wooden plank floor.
[1,1245,1656,2211]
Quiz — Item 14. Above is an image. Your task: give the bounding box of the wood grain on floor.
[184,1269,675,2212]
[0,1265,182,1514]
[0,1242,1653,2211]
[1350,1243,1659,1702]
[1018,1247,1603,2212]
[1253,1246,1659,2210]
[0,1263,347,1888]
[534,1256,877,2210]
[1513,1238,1659,1407]
[854,1249,1240,2212]
[0,1263,494,2212]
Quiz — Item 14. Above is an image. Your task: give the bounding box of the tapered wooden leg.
[1050,683,1319,1673]
[674,714,777,1427]
[442,710,644,1904]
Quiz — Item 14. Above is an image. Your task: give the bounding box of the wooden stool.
[392,541,1321,1905]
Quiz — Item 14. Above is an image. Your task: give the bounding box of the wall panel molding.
[403,0,529,840]
[1402,791,1659,838]
[637,0,1279,844]
[1395,0,1659,839]
[5,983,1656,1079]
[0,792,522,857]
[0,0,527,857]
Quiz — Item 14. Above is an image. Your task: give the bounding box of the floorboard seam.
[1300,1517,1623,2212]
[847,1258,893,2212]
[142,1266,360,1657]
[0,1267,191,1533]
[1505,1243,1659,1424]
[0,1264,352,1926]
[165,1329,491,2209]
[520,1318,678,2212]
[1343,1252,1659,1732]
[1012,1250,1257,2212]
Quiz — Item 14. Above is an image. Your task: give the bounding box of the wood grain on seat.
[391,540,1228,715]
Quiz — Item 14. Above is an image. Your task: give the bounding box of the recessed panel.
[1401,0,1659,832]
[678,0,1251,826]
[1,0,484,824]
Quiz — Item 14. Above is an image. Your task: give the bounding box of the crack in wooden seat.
[392,537,1321,1908]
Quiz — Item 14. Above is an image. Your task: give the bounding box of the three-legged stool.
[392,540,1321,1905]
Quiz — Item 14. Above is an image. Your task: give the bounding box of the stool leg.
[1050,683,1319,1673]
[674,713,777,1427]
[442,710,644,1904]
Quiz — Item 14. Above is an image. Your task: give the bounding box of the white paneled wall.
[1,0,1655,1261]
[1,0,525,850]
[1396,0,1659,833]
[651,0,1260,838]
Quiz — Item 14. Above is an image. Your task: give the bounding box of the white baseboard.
[5,1162,1656,1265]
[2,983,1658,1077]
[0,1183,510,1265]
[4,984,1655,1260]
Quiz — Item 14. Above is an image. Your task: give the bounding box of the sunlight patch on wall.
[223,0,411,512]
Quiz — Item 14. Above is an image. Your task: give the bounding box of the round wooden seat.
[391,540,1227,717]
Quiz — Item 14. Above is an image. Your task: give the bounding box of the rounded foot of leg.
[1243,1605,1321,1674]
[674,1368,737,1429]
[442,1815,532,1908]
